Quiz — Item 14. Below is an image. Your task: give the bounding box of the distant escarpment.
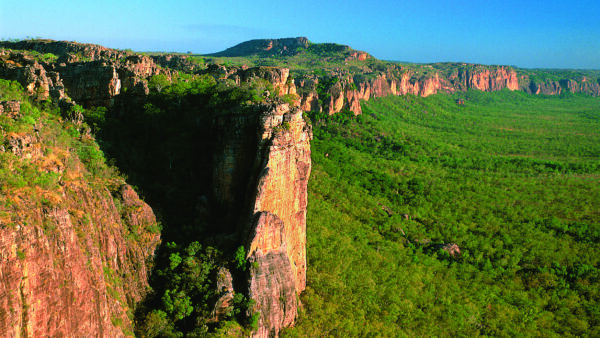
[206,37,599,115]
[292,63,599,115]
[209,37,311,57]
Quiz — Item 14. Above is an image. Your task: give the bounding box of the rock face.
[0,53,160,335]
[292,63,597,115]
[211,102,311,337]
[0,40,199,108]
[2,40,312,336]
[246,103,311,336]
[0,183,159,337]
[0,114,160,337]
[247,212,298,337]
[293,65,523,115]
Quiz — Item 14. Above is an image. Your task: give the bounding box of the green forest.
[285,90,600,336]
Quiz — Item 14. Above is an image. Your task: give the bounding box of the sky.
[1,0,599,69]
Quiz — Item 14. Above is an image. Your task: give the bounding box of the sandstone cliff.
[2,37,598,337]
[292,64,522,115]
[211,102,311,337]
[0,93,160,336]
[0,40,200,108]
[1,40,313,336]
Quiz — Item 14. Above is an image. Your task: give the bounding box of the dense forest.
[286,90,600,336]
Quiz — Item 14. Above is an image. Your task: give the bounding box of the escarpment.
[0,40,200,108]
[292,65,523,115]
[0,184,160,337]
[1,40,312,336]
[0,95,160,335]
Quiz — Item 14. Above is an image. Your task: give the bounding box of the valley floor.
[287,90,600,336]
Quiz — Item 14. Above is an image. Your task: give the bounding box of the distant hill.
[208,37,310,57]
[206,37,371,60]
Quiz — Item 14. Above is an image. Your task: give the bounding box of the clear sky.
[1,0,599,69]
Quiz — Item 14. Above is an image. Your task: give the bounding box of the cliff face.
[293,65,522,115]
[292,63,597,115]
[452,66,519,92]
[0,40,199,108]
[0,184,159,337]
[0,98,160,336]
[211,103,311,337]
[519,76,600,96]
[1,41,312,336]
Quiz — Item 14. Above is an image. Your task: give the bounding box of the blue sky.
[1,0,598,69]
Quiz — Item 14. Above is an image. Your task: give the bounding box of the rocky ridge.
[207,37,600,115]
[208,37,311,57]
[0,40,201,108]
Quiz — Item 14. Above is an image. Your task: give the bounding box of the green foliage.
[148,74,171,93]
[0,79,25,100]
[169,253,182,270]
[82,106,107,134]
[162,289,193,320]
[138,310,179,338]
[288,91,600,336]
[234,246,247,271]
[136,241,220,336]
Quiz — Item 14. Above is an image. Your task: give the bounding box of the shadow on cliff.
[89,79,269,333]
[97,81,257,244]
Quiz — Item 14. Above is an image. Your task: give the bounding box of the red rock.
[0,183,159,336]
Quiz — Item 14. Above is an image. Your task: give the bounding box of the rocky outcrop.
[451,66,519,92]
[293,65,523,115]
[247,212,298,337]
[0,100,21,118]
[519,77,600,96]
[0,80,160,337]
[0,122,159,336]
[0,39,125,63]
[211,102,311,336]
[0,40,197,108]
[246,103,311,336]
[234,66,297,96]
[566,77,600,96]
[525,79,563,95]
